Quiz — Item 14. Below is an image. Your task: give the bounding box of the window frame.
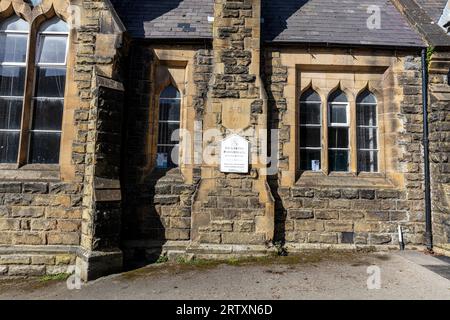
[356,91,379,173]
[0,16,30,164]
[327,92,350,173]
[298,89,322,172]
[298,86,385,177]
[0,15,70,167]
[27,19,69,164]
[156,85,182,169]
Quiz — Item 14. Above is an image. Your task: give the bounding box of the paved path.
[0,250,449,300]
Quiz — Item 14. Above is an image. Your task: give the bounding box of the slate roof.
[110,0,426,47]
[110,0,213,39]
[395,0,450,47]
[415,0,448,22]
[262,0,425,47]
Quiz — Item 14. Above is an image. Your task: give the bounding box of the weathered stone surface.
[0,1,445,280]
[8,265,46,276]
[31,255,56,265]
[11,207,45,218]
[0,255,31,265]
[23,183,48,194]
[288,209,314,220]
[222,232,265,245]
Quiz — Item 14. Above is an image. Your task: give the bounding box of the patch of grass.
[119,249,369,281]
[274,241,288,257]
[39,273,70,282]
[155,255,169,264]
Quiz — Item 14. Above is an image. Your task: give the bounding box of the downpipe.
[421,48,433,252]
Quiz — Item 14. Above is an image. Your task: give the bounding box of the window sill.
[296,171,396,188]
[0,164,61,181]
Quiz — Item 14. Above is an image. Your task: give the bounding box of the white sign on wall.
[220,134,249,174]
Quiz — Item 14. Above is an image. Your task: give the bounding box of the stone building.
[0,0,449,280]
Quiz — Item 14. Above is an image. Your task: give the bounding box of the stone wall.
[264,48,428,248]
[121,45,212,266]
[191,0,275,248]
[0,181,81,276]
[429,51,450,251]
[0,0,126,279]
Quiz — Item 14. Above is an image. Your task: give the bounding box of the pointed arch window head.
[160,85,181,99]
[27,0,43,7]
[0,16,29,31]
[157,85,181,169]
[328,90,348,103]
[0,16,29,163]
[328,89,349,172]
[37,18,69,65]
[357,90,378,172]
[0,15,70,165]
[299,88,322,171]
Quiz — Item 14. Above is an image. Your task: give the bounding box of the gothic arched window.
[0,15,69,164]
[299,88,322,171]
[157,85,181,168]
[328,90,349,172]
[0,16,29,163]
[29,18,69,163]
[357,90,378,172]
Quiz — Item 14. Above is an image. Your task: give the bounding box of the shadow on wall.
[261,0,308,42]
[119,45,196,271]
[119,44,161,270]
[263,53,289,246]
[117,0,309,270]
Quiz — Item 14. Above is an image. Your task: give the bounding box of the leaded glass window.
[299,89,322,171]
[29,18,69,164]
[328,90,349,172]
[357,90,378,172]
[0,17,29,163]
[157,86,181,169]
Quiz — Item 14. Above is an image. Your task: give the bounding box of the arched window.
[299,88,321,171]
[0,16,29,163]
[29,17,69,163]
[157,85,180,168]
[357,90,378,172]
[328,90,349,172]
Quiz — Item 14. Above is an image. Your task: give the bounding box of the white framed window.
[299,88,322,171]
[357,90,378,173]
[29,17,69,164]
[157,85,181,169]
[0,16,29,163]
[328,90,349,172]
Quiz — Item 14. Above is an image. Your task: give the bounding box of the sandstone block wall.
[121,45,212,265]
[429,51,450,250]
[191,0,275,247]
[0,0,125,277]
[264,48,428,247]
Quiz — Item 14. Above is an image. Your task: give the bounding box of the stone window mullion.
[17,26,36,166]
[322,95,329,174]
[349,100,358,174]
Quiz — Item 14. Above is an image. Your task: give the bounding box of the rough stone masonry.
[0,0,450,280]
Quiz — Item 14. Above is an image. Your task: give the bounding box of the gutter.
[263,40,425,52]
[421,48,433,251]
